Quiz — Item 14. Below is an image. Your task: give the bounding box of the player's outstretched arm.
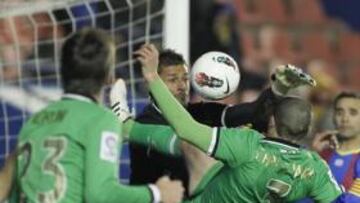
[110,79,181,156]
[134,44,214,153]
[223,88,274,128]
[125,120,182,156]
[225,64,316,128]
[84,112,183,203]
[0,152,16,202]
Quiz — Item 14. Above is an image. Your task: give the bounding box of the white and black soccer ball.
[191,51,240,100]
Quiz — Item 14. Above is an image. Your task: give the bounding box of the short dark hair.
[61,28,114,95]
[274,97,312,140]
[333,91,360,108]
[158,49,186,73]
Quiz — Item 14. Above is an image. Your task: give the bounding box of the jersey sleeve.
[224,88,276,132]
[149,77,214,153]
[187,102,226,126]
[210,127,263,167]
[127,120,181,156]
[310,160,342,203]
[84,112,153,203]
[347,158,360,198]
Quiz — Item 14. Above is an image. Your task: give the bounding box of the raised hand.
[134,44,160,81]
[311,130,339,152]
[155,176,184,203]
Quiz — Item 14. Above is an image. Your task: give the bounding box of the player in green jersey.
[110,56,320,201]
[7,29,184,203]
[112,78,343,203]
[129,43,346,202]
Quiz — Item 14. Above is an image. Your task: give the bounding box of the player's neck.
[276,135,300,147]
[339,134,360,152]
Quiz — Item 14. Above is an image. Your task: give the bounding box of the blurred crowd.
[190,0,359,141]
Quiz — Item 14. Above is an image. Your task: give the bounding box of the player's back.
[191,131,341,203]
[15,96,119,203]
[240,138,334,202]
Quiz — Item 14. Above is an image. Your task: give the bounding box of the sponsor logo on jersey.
[334,158,344,167]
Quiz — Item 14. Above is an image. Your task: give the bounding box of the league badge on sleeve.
[100,131,119,163]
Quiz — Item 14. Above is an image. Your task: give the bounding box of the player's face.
[159,64,190,106]
[334,98,360,139]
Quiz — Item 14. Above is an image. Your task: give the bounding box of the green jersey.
[128,77,344,202]
[127,122,342,202]
[186,127,342,203]
[126,120,180,156]
[14,94,153,203]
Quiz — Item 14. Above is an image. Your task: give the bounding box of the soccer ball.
[191,51,240,100]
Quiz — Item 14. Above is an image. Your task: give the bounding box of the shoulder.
[213,127,263,166]
[68,100,118,124]
[94,106,118,123]
[59,99,109,116]
[221,127,262,136]
[307,150,330,172]
[219,127,264,147]
[319,148,335,161]
[74,100,115,118]
[352,152,360,171]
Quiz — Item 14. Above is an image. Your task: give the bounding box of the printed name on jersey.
[100,131,118,163]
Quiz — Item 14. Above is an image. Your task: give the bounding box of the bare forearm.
[0,153,16,202]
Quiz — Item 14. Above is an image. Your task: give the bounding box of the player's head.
[333,91,360,140]
[274,97,312,142]
[61,28,115,97]
[158,49,189,106]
